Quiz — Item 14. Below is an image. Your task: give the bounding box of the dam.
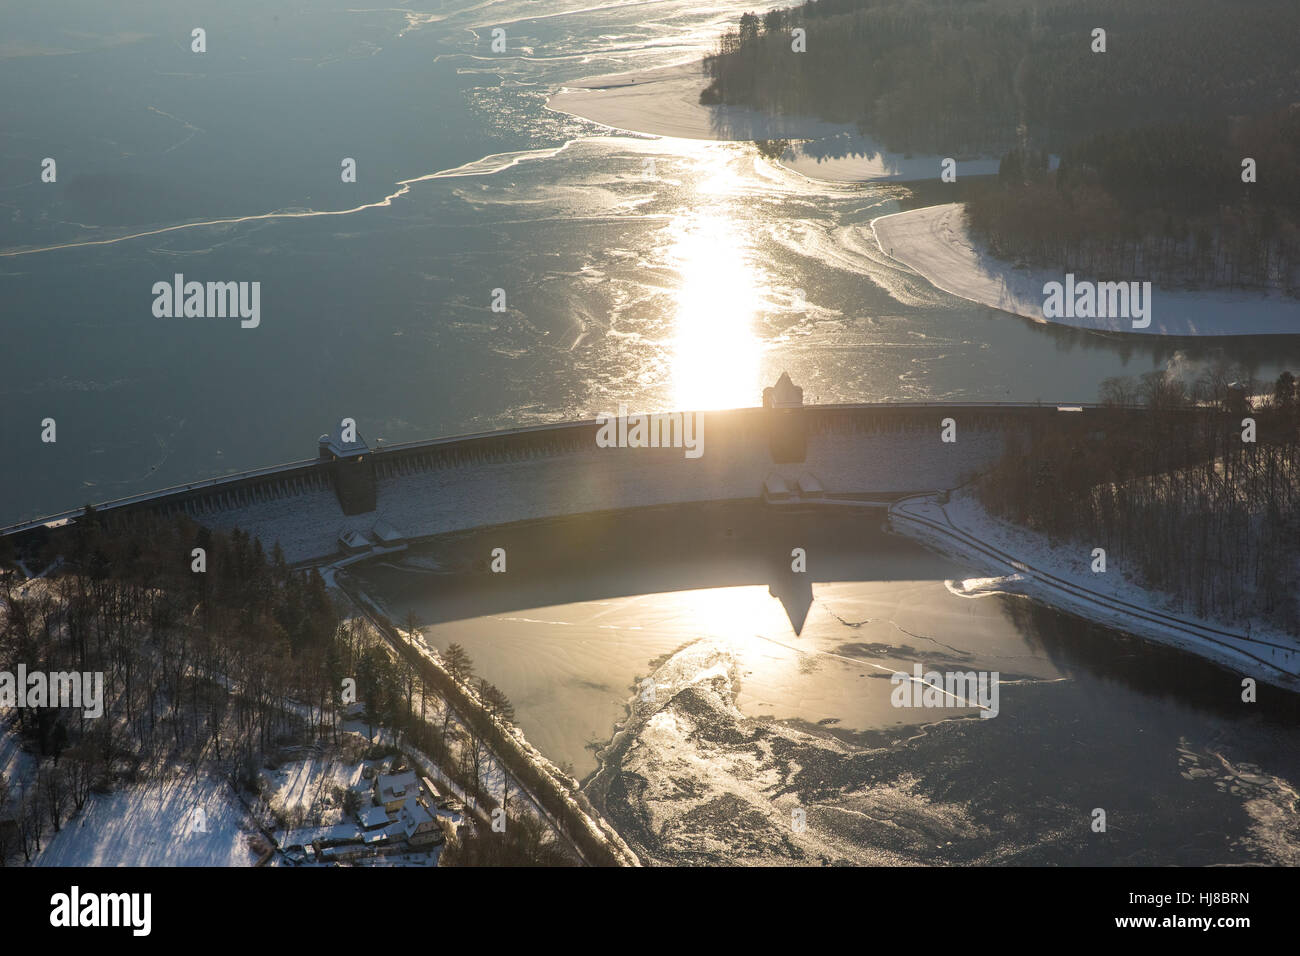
[2,376,1170,569]
[5,377,1296,688]
[1,389,1086,565]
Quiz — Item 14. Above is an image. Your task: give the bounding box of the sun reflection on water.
[668,167,766,411]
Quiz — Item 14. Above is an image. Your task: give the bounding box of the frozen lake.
[352,501,1300,864]
[5,0,1299,524]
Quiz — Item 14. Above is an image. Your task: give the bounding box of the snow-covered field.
[260,750,370,831]
[873,203,1300,336]
[889,490,1300,690]
[36,771,260,867]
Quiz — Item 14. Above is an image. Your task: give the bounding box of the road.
[888,492,1300,689]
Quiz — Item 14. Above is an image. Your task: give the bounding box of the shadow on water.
[1003,593,1300,725]
[347,499,873,636]
[347,497,1300,719]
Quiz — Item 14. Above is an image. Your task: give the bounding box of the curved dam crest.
[4,404,1068,565]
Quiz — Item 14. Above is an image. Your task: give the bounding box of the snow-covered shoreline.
[872,203,1300,335]
[888,490,1300,692]
[546,63,997,183]
[547,61,807,142]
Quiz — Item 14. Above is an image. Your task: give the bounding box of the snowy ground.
[36,770,260,866]
[546,63,995,183]
[547,61,841,142]
[889,490,1300,691]
[872,203,1300,336]
[260,748,370,831]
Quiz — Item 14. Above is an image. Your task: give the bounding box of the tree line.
[0,510,547,863]
[976,367,1300,636]
[701,0,1300,156]
[965,108,1300,296]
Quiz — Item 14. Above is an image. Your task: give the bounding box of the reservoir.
[4,0,1300,524]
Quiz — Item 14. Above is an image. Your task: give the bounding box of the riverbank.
[548,61,812,141]
[872,203,1300,335]
[546,63,996,183]
[888,490,1300,692]
[332,569,642,866]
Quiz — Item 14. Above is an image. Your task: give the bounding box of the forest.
[964,108,1300,296]
[704,0,1300,295]
[0,511,562,865]
[976,367,1300,636]
[702,0,1300,156]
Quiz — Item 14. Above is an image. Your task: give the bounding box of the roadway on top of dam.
[0,401,1139,541]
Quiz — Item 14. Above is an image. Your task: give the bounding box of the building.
[762,372,807,463]
[396,795,442,847]
[371,518,406,546]
[358,805,390,831]
[319,422,377,515]
[431,802,465,845]
[796,473,824,498]
[375,770,422,812]
[338,528,372,554]
[318,424,369,462]
[762,371,804,409]
[762,473,791,501]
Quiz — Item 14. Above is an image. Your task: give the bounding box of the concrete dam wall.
[209,406,1019,563]
[5,404,1092,565]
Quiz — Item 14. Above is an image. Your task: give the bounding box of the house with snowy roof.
[375,770,422,812]
[358,805,390,831]
[397,795,442,847]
